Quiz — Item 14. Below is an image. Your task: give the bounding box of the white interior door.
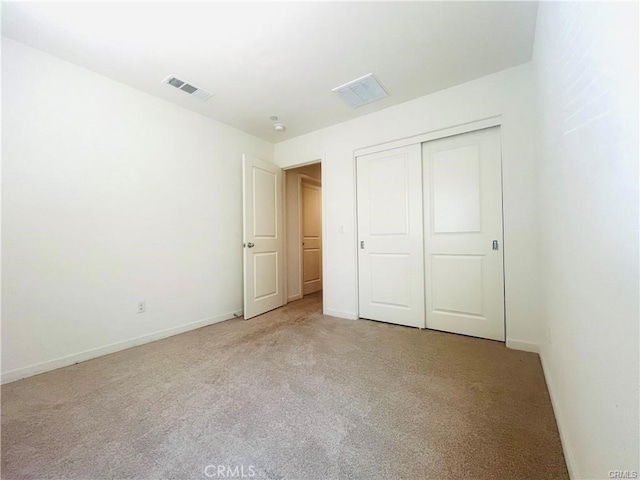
[243,154,284,319]
[356,144,425,328]
[301,179,322,295]
[423,126,505,341]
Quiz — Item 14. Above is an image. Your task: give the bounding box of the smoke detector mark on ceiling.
[332,73,388,108]
[163,75,213,100]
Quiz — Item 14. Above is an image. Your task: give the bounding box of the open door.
[301,177,322,295]
[243,154,284,319]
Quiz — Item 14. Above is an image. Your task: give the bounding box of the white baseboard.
[539,348,576,479]
[506,338,540,353]
[1,309,243,385]
[287,294,302,302]
[323,308,358,320]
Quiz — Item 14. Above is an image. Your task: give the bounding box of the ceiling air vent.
[162,75,213,101]
[332,73,388,108]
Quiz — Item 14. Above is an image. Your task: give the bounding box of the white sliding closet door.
[356,144,425,328]
[423,127,505,341]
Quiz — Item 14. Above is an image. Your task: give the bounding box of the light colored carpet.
[1,293,568,479]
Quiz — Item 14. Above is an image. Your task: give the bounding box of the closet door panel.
[356,144,425,328]
[423,126,505,341]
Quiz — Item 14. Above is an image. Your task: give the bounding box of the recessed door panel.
[302,184,321,237]
[357,144,424,328]
[303,249,321,282]
[253,167,277,238]
[370,254,411,308]
[253,252,278,300]
[432,255,484,316]
[369,156,409,236]
[432,145,481,234]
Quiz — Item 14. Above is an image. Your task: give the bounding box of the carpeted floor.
[1,293,568,479]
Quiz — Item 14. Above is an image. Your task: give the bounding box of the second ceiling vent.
[163,75,213,100]
[332,73,388,108]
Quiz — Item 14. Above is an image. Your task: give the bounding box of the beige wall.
[285,163,321,301]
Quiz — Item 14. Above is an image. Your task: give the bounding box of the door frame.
[282,160,324,308]
[298,174,322,298]
[354,115,502,158]
[352,115,506,332]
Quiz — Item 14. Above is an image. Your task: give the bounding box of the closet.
[356,126,505,341]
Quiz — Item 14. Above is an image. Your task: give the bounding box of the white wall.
[284,163,321,301]
[533,3,639,478]
[1,38,273,382]
[274,62,541,349]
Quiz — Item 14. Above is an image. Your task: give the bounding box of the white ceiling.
[2,2,538,143]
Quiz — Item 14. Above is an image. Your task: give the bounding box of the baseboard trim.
[539,348,576,479]
[287,294,302,302]
[323,308,358,320]
[506,338,540,353]
[1,309,243,385]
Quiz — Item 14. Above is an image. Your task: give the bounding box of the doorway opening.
[284,162,322,303]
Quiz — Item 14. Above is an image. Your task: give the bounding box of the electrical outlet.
[137,301,146,314]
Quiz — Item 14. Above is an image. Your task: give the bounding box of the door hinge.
[492,240,499,250]
[360,240,365,249]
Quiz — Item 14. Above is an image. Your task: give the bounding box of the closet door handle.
[247,242,255,248]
